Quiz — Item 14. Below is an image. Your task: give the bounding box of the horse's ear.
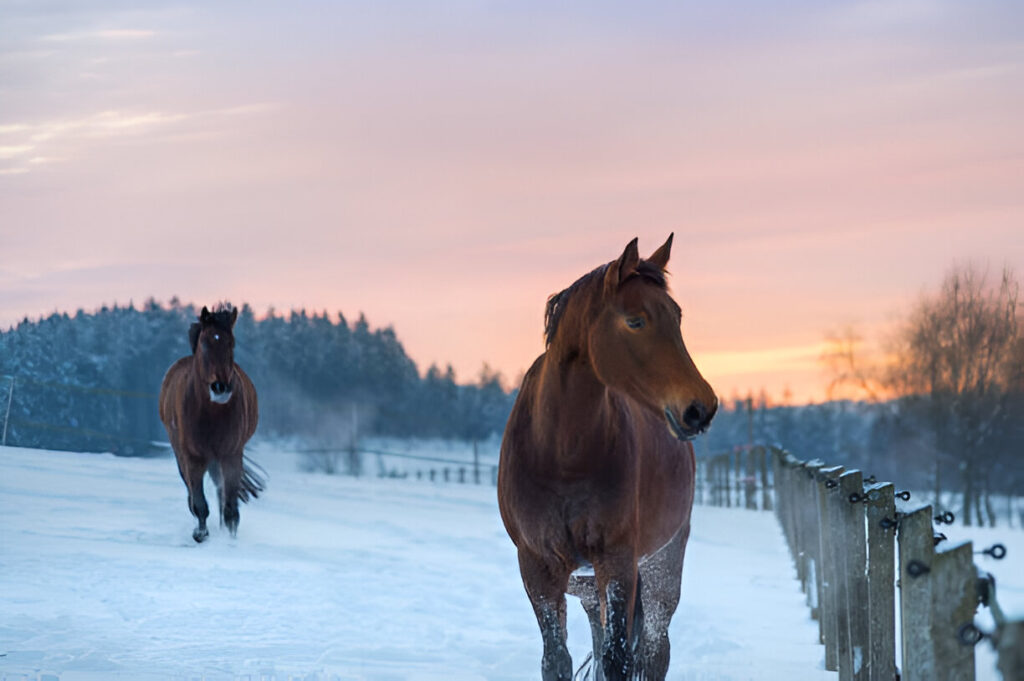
[188,322,201,354]
[230,307,238,327]
[647,233,673,271]
[200,306,211,324]
[604,237,640,297]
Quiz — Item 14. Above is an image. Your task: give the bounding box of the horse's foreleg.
[219,454,243,537]
[208,460,225,526]
[179,455,209,543]
[595,553,640,681]
[570,572,605,681]
[519,549,573,681]
[637,525,688,681]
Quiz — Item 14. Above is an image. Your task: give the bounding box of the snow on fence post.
[819,465,845,671]
[838,470,869,681]
[864,483,896,681]
[899,506,936,681]
[930,541,976,681]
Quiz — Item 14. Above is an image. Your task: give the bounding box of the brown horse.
[498,235,717,681]
[159,305,263,543]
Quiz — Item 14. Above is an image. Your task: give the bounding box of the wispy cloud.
[0,105,276,176]
[0,145,34,159]
[42,29,157,42]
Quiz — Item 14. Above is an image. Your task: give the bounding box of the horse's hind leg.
[637,524,689,681]
[219,453,243,537]
[519,549,573,681]
[178,454,210,543]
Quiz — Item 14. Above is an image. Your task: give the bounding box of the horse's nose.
[682,400,714,432]
[211,381,228,395]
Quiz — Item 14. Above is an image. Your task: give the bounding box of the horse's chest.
[190,407,244,450]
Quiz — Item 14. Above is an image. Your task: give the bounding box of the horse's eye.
[626,317,646,330]
[213,333,220,341]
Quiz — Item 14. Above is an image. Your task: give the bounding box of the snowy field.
[0,445,1018,681]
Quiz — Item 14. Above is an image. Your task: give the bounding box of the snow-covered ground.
[0,445,1017,681]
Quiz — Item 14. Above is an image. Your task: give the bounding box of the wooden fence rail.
[767,447,1020,681]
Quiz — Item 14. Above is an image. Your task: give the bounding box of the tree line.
[713,264,1023,527]
[0,299,514,454]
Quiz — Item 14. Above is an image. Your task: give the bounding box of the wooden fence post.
[760,446,772,511]
[837,470,869,681]
[745,448,757,510]
[864,483,896,681]
[996,621,1024,681]
[779,454,798,562]
[709,457,716,507]
[819,465,845,671]
[899,506,935,681]
[473,440,480,484]
[930,541,976,681]
[802,461,824,619]
[725,453,733,508]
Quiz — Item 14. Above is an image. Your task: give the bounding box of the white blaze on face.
[209,388,232,404]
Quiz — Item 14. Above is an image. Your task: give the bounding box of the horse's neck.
[533,353,622,464]
[187,356,210,403]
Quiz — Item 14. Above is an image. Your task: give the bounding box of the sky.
[1,1,1022,404]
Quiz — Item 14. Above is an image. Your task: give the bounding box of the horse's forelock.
[543,259,669,349]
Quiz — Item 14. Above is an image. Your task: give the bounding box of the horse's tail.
[237,456,267,503]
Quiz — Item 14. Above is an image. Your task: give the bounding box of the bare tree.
[886,264,1023,526]
[822,325,884,402]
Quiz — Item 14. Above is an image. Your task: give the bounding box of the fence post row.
[769,448,1017,681]
[700,448,775,512]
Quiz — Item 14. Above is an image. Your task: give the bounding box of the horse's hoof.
[192,528,209,543]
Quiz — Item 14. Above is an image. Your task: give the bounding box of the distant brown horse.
[159,305,263,543]
[498,235,717,681]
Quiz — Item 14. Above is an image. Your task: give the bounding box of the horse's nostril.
[682,402,708,430]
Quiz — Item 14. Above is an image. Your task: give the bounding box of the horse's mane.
[544,261,667,348]
[188,304,236,354]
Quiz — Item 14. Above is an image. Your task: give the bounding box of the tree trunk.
[962,459,973,527]
[984,471,997,527]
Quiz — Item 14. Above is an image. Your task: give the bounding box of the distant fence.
[0,374,162,455]
[277,444,501,486]
[771,448,1020,681]
[696,445,773,510]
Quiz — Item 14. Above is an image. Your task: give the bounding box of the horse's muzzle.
[664,401,715,442]
[210,382,233,404]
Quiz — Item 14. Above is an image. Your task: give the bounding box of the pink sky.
[2,2,1022,403]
